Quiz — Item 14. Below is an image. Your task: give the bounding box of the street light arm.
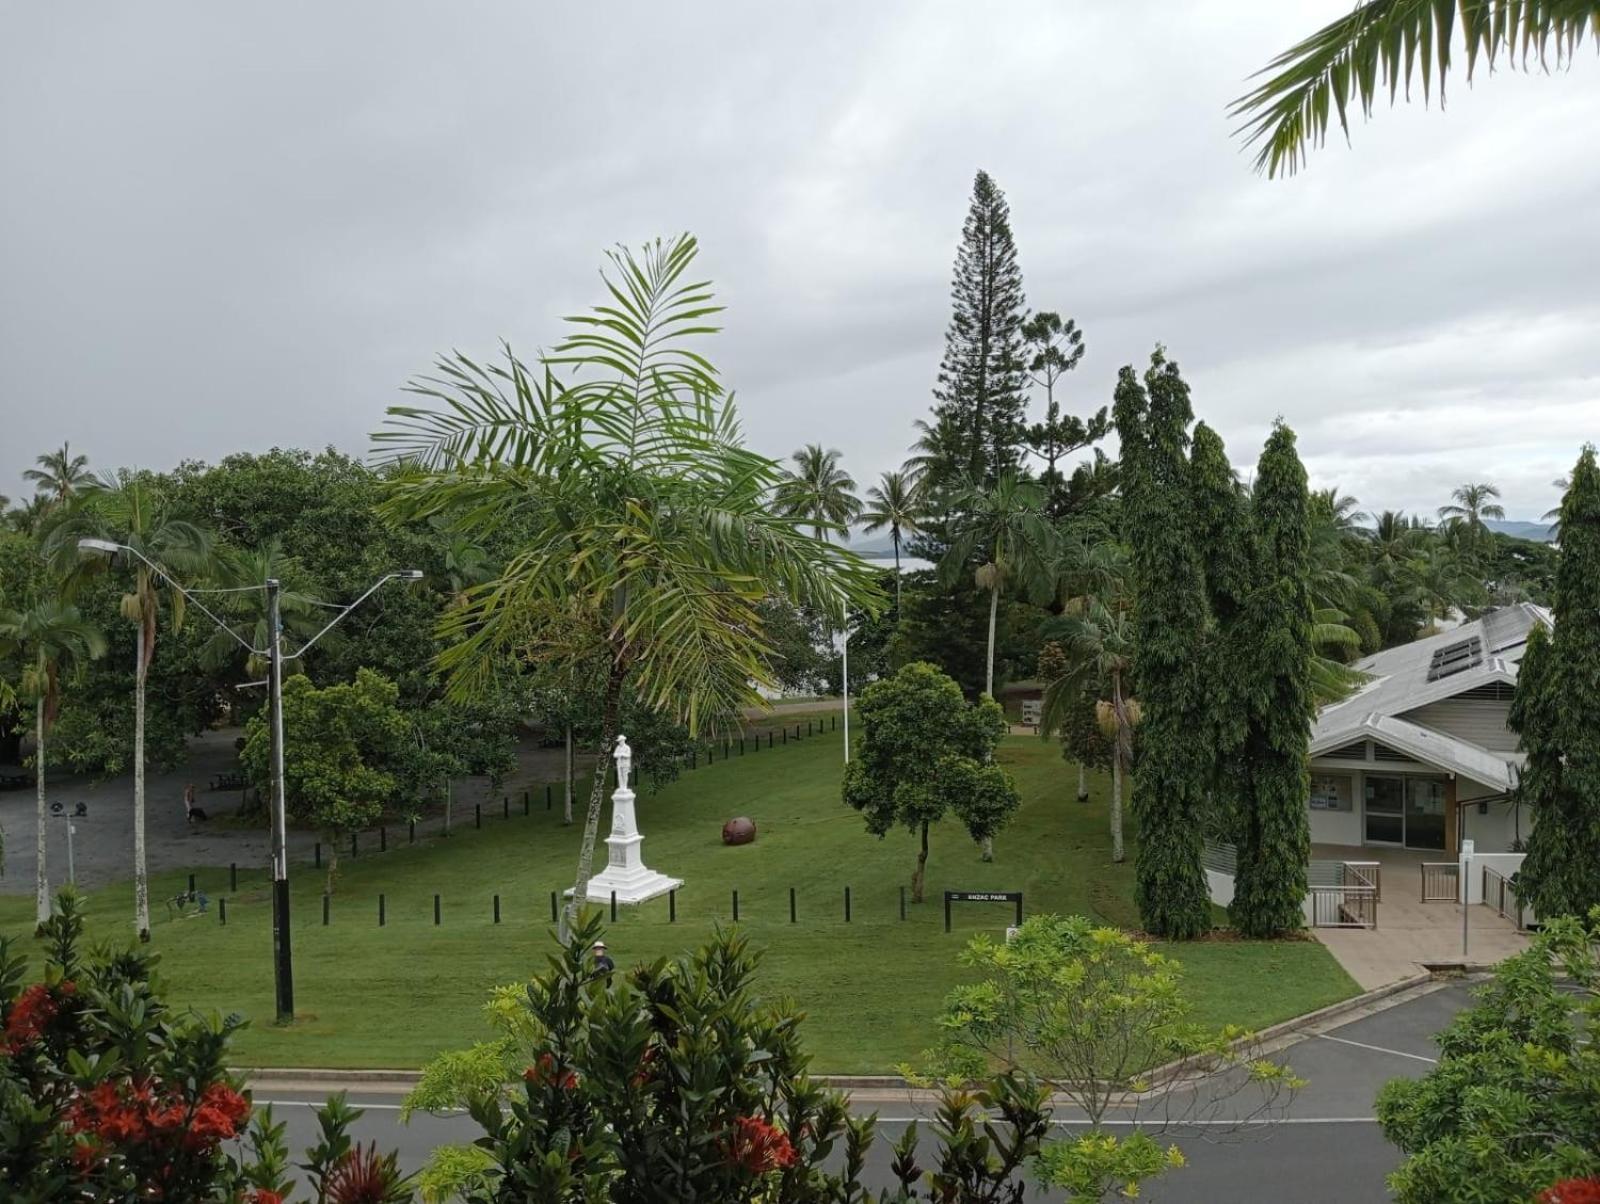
[79,539,259,657]
[284,571,421,661]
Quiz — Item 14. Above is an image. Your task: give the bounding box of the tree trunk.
[985,584,999,698]
[34,692,48,928]
[912,820,930,903]
[564,725,574,825]
[1110,670,1126,864]
[981,834,994,862]
[324,833,339,896]
[892,530,902,615]
[565,660,625,940]
[1076,761,1088,803]
[1110,753,1125,864]
[134,631,150,942]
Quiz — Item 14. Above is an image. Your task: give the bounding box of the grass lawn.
[0,731,1359,1072]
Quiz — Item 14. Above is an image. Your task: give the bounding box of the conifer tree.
[1114,350,1213,939]
[1511,445,1600,919]
[1230,422,1314,937]
[930,170,1028,487]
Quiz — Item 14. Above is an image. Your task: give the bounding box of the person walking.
[590,939,615,981]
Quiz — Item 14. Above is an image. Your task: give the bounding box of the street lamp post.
[77,539,418,1024]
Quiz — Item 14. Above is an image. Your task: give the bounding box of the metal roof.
[1310,602,1550,786]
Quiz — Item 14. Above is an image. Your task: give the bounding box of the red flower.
[723,1114,798,1175]
[523,1052,578,1091]
[4,982,70,1053]
[1541,1180,1600,1204]
[249,1192,286,1204]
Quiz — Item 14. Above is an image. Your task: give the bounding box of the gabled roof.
[1315,602,1549,731]
[1309,713,1517,792]
[1310,603,1550,787]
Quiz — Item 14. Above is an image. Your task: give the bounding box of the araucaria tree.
[1113,351,1214,939]
[1230,423,1315,937]
[930,170,1029,487]
[1511,445,1600,920]
[843,661,1018,901]
[377,236,880,935]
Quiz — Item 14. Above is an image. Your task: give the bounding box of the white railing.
[1482,866,1530,930]
[1421,861,1460,903]
[1344,860,1381,902]
[1308,885,1378,929]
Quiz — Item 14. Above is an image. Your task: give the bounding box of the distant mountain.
[1487,519,1557,543]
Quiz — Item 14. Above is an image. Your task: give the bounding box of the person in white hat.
[590,939,615,981]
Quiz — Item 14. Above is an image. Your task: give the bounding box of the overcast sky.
[3,2,1595,522]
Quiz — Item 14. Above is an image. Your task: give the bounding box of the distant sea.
[856,553,934,573]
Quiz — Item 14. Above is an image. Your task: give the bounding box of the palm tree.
[904,414,968,496]
[775,445,861,542]
[24,443,93,508]
[1543,476,1570,537]
[860,471,923,613]
[44,474,211,940]
[0,601,106,926]
[1439,481,1506,562]
[1232,2,1599,177]
[197,540,320,679]
[940,471,1056,701]
[375,235,882,936]
[1039,596,1136,862]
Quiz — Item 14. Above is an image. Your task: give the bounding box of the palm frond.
[1232,0,1599,177]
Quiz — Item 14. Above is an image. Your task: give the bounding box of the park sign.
[944,889,1023,931]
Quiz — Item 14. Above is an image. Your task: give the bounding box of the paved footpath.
[250,980,1476,1202]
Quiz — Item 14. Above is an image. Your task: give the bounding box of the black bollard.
[550,891,558,922]
[732,889,739,922]
[379,894,386,927]
[475,804,481,830]
[768,732,773,749]
[219,898,227,926]
[503,796,509,820]
[351,831,358,859]
[669,888,676,923]
[230,863,237,892]
[323,894,330,926]
[790,886,797,924]
[610,891,618,923]
[315,842,321,869]
[380,826,387,853]
[409,820,416,844]
[844,886,851,923]
[493,894,501,924]
[900,886,906,921]
[524,791,530,816]
[546,784,553,811]
[434,894,441,925]
[188,873,195,893]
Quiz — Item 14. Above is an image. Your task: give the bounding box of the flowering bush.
[1,890,413,1202]
[1542,1181,1600,1204]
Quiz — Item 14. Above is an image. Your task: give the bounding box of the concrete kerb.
[240,970,1462,1102]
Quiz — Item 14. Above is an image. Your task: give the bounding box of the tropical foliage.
[1233,0,1600,176]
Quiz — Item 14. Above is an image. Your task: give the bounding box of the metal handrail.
[1308,884,1378,929]
[1343,860,1382,903]
[1421,861,1460,903]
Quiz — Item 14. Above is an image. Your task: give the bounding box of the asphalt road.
[249,981,1474,1202]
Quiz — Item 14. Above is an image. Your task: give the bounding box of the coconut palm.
[1039,596,1136,863]
[775,445,861,543]
[24,443,93,508]
[940,471,1056,702]
[196,539,320,678]
[374,235,882,934]
[43,474,212,940]
[1543,476,1570,537]
[1233,1,1599,177]
[1439,481,1506,563]
[0,600,106,926]
[860,470,923,613]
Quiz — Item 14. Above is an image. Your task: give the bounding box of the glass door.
[1405,779,1448,851]
[1363,775,1405,845]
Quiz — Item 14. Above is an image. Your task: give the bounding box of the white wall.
[1205,869,1234,909]
[1307,770,1361,845]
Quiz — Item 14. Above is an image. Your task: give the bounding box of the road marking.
[1315,1034,1437,1063]
[252,1100,1380,1126]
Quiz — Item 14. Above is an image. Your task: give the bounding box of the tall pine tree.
[1511,444,1600,919]
[1114,350,1213,940]
[1230,422,1314,937]
[930,170,1028,488]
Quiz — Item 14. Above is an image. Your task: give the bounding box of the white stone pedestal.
[567,735,682,905]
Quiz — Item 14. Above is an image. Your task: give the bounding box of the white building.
[1307,602,1549,857]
